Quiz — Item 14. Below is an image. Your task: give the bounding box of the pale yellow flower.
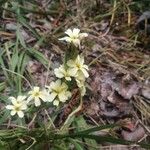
[59,28,88,47]
[46,80,71,106]
[76,79,86,96]
[54,65,75,81]
[27,86,48,107]
[6,96,27,118]
[67,55,89,80]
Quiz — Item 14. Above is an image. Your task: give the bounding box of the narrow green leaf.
[77,124,118,135]
[74,116,98,150]
[17,52,29,92]
[54,133,150,149]
[16,27,26,48]
[27,48,48,67]
[18,16,40,40]
[0,82,5,92]
[0,110,10,124]
[0,54,13,86]
[9,50,18,72]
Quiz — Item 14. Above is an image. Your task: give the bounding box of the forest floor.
[0,0,150,149]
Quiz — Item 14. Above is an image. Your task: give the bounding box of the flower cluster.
[59,28,88,47]
[6,82,71,118]
[27,86,48,107]
[54,55,89,96]
[6,96,27,118]
[57,28,89,95]
[46,80,71,106]
[6,28,89,118]
[6,81,71,118]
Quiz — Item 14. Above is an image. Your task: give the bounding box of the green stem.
[60,96,83,132]
[64,44,78,65]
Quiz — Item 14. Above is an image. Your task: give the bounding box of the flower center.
[34,92,40,97]
[71,35,78,39]
[76,63,81,69]
[64,72,69,77]
[52,88,59,94]
[53,86,64,94]
[14,104,21,111]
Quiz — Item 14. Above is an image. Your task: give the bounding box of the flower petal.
[20,103,27,110]
[58,92,67,102]
[76,55,80,63]
[11,110,16,116]
[79,33,88,39]
[65,91,72,98]
[79,55,84,64]
[6,105,13,110]
[76,71,85,81]
[59,36,72,43]
[8,97,16,102]
[68,68,78,77]
[27,95,33,103]
[55,79,61,87]
[65,29,73,36]
[67,60,76,67]
[73,39,80,47]
[34,98,41,107]
[39,94,47,102]
[65,77,71,81]
[48,92,57,102]
[11,99,17,105]
[33,86,40,92]
[17,111,24,118]
[83,64,89,70]
[45,84,53,92]
[61,82,68,90]
[76,79,84,87]
[17,95,26,102]
[54,68,64,78]
[81,68,89,78]
[53,100,59,106]
[73,28,80,37]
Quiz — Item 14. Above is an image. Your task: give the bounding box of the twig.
[44,109,56,129]
[27,113,37,129]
